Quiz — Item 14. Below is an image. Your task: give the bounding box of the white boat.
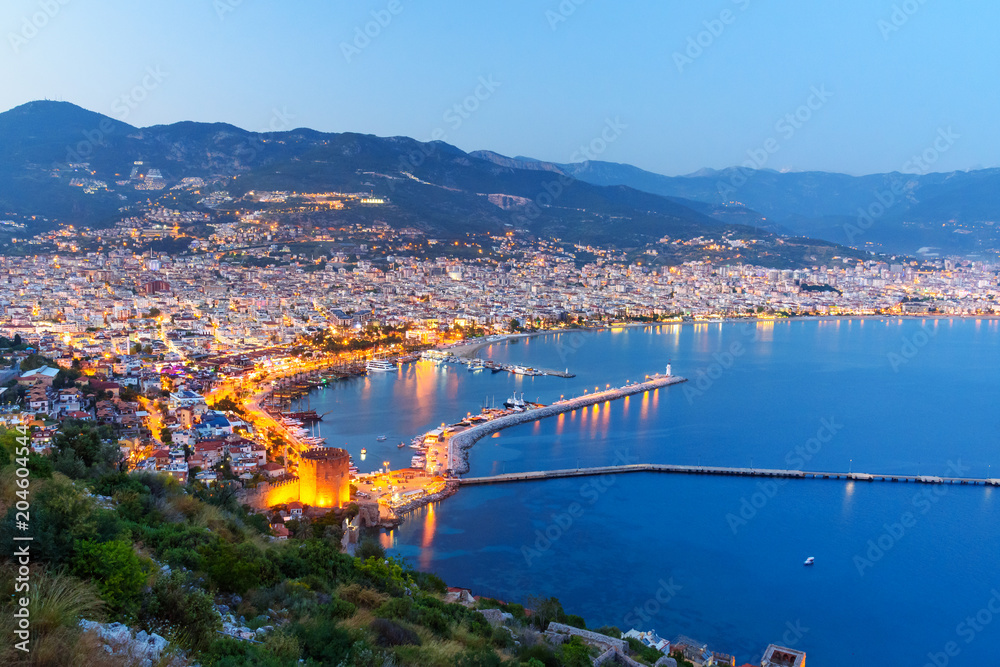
[366,359,396,372]
[468,358,485,372]
[804,557,815,566]
[376,435,387,441]
[504,392,528,410]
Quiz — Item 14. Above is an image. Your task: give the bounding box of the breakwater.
[459,464,1000,486]
[447,374,687,474]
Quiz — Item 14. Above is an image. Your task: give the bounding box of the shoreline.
[441,314,993,359]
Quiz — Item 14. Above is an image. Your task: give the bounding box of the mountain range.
[470,153,1000,257]
[2,100,995,260]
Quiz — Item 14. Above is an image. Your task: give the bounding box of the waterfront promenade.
[445,373,687,474]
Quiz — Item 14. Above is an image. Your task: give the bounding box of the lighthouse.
[666,361,672,377]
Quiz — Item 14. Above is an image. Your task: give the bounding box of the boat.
[397,441,406,448]
[360,448,367,455]
[366,359,396,372]
[804,557,815,566]
[503,392,528,411]
[376,435,387,441]
[468,358,485,372]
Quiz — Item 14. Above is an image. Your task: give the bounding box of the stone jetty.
[447,374,687,474]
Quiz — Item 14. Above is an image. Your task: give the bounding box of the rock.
[654,658,677,667]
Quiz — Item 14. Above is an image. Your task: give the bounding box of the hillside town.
[0,232,996,667]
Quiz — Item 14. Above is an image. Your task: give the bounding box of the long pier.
[446,374,687,474]
[459,464,1000,487]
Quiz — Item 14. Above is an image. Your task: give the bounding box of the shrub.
[356,538,386,561]
[70,539,149,615]
[414,604,451,638]
[293,616,356,664]
[138,573,221,651]
[329,596,356,619]
[339,583,388,609]
[375,595,412,620]
[413,570,447,595]
[370,617,421,647]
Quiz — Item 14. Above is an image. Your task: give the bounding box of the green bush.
[70,539,149,615]
[374,595,412,620]
[138,573,221,651]
[370,617,421,647]
[292,616,356,664]
[328,596,356,619]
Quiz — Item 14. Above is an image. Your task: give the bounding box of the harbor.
[420,348,576,378]
[356,368,688,524]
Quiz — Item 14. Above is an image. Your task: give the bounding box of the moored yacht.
[366,358,396,372]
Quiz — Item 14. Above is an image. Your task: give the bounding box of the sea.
[297,318,1000,666]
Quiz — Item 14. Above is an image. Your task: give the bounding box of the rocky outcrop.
[79,620,180,667]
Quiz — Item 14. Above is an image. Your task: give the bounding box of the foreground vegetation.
[0,426,673,666]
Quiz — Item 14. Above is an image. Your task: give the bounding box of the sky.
[2,0,997,177]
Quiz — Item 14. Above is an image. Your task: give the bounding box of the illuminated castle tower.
[298,448,351,508]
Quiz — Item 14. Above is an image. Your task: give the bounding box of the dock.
[446,373,687,474]
[421,352,576,378]
[458,464,1000,487]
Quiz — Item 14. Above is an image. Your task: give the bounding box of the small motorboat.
[397,441,406,448]
[804,557,815,566]
[376,435,387,441]
[360,448,367,455]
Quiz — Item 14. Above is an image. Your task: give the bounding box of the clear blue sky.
[2,0,997,176]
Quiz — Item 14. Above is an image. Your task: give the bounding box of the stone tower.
[298,447,351,508]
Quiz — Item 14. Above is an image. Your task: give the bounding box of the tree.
[19,353,55,372]
[71,539,149,614]
[53,422,118,471]
[508,318,522,333]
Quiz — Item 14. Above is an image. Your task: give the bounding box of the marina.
[420,348,575,378]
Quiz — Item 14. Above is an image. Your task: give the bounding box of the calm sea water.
[303,319,1000,666]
